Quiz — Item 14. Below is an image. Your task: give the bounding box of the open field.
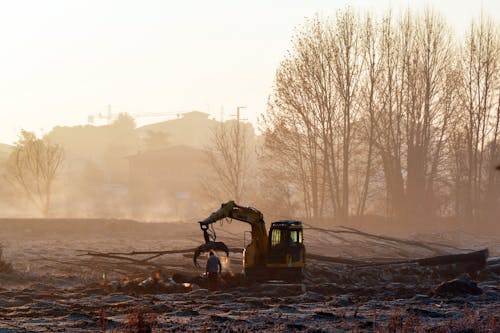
[0,219,499,332]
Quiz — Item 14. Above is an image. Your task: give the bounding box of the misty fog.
[2,8,499,236]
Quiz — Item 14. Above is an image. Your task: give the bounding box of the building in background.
[137,111,217,149]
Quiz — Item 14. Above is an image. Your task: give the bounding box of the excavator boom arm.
[198,200,264,242]
[194,200,268,267]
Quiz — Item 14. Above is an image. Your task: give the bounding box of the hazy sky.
[0,0,498,144]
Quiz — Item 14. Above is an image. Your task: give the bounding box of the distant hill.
[0,143,13,161]
[0,143,12,151]
[47,124,138,159]
[137,111,256,149]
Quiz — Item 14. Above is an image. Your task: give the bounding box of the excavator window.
[271,229,282,247]
[271,228,303,247]
[289,230,303,244]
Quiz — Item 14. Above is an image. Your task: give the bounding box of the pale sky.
[0,0,498,144]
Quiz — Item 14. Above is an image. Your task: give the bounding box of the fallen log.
[339,226,473,253]
[78,247,244,272]
[417,248,488,267]
[80,248,487,270]
[77,245,488,282]
[79,252,165,270]
[352,249,489,279]
[354,249,488,268]
[306,254,367,265]
[78,247,243,257]
[304,224,473,256]
[77,248,197,257]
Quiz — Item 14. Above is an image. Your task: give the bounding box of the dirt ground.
[0,219,499,332]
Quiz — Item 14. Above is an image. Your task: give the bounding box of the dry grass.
[124,308,156,333]
[368,305,499,333]
[99,307,159,333]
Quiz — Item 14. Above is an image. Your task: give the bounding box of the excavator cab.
[266,220,305,280]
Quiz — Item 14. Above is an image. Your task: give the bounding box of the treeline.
[261,8,499,227]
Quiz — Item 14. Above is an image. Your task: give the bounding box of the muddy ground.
[0,219,499,332]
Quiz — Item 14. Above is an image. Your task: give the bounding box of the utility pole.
[236,106,245,123]
[235,106,246,128]
[232,106,246,202]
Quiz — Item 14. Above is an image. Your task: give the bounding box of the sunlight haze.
[0,0,498,143]
[0,2,499,329]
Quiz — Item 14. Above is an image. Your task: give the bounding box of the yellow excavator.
[193,201,305,281]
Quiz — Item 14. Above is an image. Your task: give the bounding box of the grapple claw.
[193,241,230,268]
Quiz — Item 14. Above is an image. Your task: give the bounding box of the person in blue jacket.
[205,250,222,291]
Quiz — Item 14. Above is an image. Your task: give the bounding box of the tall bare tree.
[205,119,254,203]
[5,130,64,217]
[331,9,363,218]
[264,16,336,219]
[355,13,382,215]
[262,6,498,229]
[456,15,500,224]
[369,9,456,220]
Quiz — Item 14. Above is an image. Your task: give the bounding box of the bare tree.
[263,11,379,219]
[5,130,64,217]
[264,16,336,219]
[355,13,382,215]
[331,9,363,218]
[367,9,456,220]
[204,118,255,203]
[255,147,299,219]
[262,6,498,228]
[405,9,455,218]
[264,11,374,219]
[260,112,319,218]
[456,15,500,224]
